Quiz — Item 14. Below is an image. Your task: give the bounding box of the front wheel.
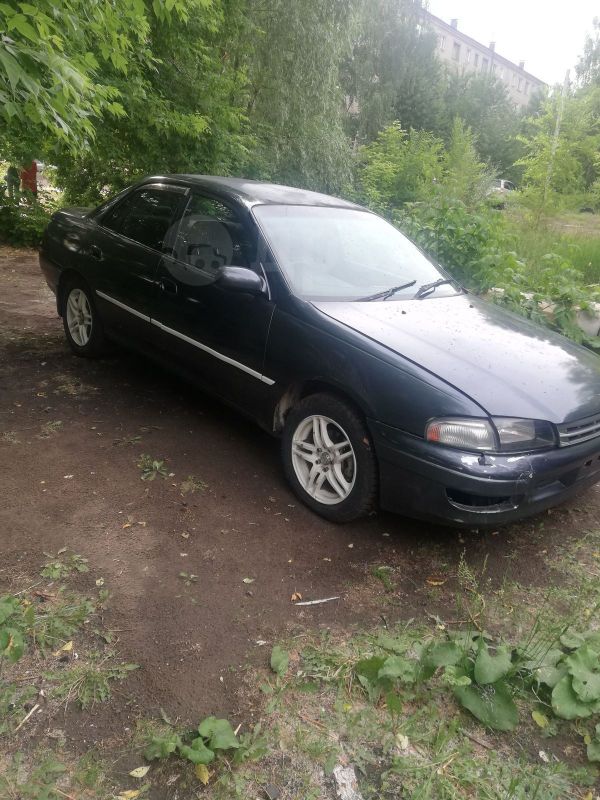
[62,279,107,357]
[282,393,377,522]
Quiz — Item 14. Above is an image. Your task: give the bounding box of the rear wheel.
[282,393,377,522]
[62,278,107,357]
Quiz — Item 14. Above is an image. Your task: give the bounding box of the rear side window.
[101,188,183,252]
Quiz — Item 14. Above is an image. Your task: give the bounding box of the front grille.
[558,414,600,447]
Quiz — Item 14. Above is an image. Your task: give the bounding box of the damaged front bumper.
[370,420,600,527]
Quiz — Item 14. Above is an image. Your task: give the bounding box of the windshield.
[253,205,449,301]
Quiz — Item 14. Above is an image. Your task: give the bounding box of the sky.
[427,0,598,84]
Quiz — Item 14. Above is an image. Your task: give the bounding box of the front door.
[151,191,275,413]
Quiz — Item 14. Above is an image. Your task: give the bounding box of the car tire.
[282,393,377,522]
[61,278,107,358]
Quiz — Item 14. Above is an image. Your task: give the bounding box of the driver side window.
[174,194,256,274]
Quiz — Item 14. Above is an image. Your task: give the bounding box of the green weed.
[47,657,138,709]
[41,550,89,580]
[180,475,208,495]
[137,454,168,481]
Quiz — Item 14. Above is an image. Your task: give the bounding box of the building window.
[512,73,517,86]
[452,41,461,61]
[439,35,446,51]
[482,57,489,72]
[466,49,471,63]
[525,81,529,94]
[492,63,497,73]
[474,53,479,67]
[517,77,523,92]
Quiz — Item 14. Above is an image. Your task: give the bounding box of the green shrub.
[397,197,503,286]
[0,199,52,247]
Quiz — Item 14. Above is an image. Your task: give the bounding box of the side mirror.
[216,266,266,296]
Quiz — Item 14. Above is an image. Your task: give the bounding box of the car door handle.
[159,278,178,295]
[90,244,103,261]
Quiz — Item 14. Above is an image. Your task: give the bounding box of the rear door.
[151,191,276,412]
[88,184,188,342]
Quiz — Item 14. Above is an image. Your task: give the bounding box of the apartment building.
[422,10,547,108]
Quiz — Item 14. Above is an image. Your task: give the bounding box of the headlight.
[425,418,495,451]
[493,417,555,451]
[425,417,556,452]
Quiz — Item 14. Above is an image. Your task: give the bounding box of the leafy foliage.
[0,0,193,157]
[145,716,243,767]
[0,197,52,246]
[137,454,168,481]
[41,550,89,580]
[343,0,444,143]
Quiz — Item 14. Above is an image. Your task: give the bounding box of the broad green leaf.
[385,691,402,716]
[197,717,239,751]
[355,656,386,686]
[143,732,181,760]
[378,655,416,683]
[551,675,596,720]
[454,680,518,731]
[270,645,289,677]
[587,737,600,762]
[0,597,19,624]
[1,628,24,662]
[474,642,512,685]
[179,737,215,764]
[12,14,37,41]
[0,50,23,93]
[425,641,463,668]
[442,664,472,687]
[560,630,587,649]
[565,645,600,703]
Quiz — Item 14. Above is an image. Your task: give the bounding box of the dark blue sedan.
[39,176,600,526]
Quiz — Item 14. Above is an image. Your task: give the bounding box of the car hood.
[313,294,600,423]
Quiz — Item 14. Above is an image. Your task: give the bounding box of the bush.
[0,199,52,247]
[396,197,504,287]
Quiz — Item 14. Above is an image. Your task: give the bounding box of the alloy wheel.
[66,288,93,347]
[291,414,356,505]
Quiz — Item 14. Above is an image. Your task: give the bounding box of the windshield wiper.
[414,278,458,299]
[357,280,417,302]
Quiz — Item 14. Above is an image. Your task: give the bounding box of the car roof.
[143,174,364,210]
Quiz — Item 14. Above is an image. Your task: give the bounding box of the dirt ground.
[2,247,600,759]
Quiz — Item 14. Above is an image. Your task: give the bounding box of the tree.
[357,122,444,213]
[576,17,600,87]
[438,71,524,179]
[240,0,359,193]
[51,0,250,203]
[343,0,443,145]
[0,0,191,155]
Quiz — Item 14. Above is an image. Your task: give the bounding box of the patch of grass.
[0,749,114,800]
[180,475,208,495]
[38,420,62,438]
[257,625,598,799]
[113,434,142,447]
[506,214,600,284]
[30,591,93,651]
[47,656,138,709]
[371,565,395,592]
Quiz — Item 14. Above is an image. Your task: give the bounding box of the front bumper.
[370,420,600,527]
